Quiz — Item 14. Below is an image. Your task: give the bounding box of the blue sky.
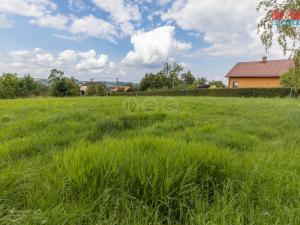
[0,0,285,82]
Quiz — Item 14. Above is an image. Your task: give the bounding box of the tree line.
[0,69,80,99]
[0,73,47,99]
[139,63,225,91]
[0,68,111,99]
[0,64,226,99]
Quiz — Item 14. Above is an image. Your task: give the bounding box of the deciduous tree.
[281,50,300,96]
[257,0,300,55]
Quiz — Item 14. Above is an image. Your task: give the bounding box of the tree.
[258,1,300,97]
[48,69,79,97]
[139,63,185,91]
[48,69,66,96]
[65,77,80,96]
[196,77,208,85]
[257,0,300,55]
[281,50,300,96]
[169,63,184,88]
[140,73,157,91]
[49,69,64,80]
[181,71,196,85]
[19,75,37,97]
[209,80,226,89]
[0,73,19,98]
[86,83,107,96]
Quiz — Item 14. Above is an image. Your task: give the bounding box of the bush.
[0,73,48,99]
[109,88,292,98]
[86,83,108,96]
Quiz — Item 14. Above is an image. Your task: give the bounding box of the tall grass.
[0,97,300,224]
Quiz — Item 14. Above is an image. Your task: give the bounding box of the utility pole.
[116,77,119,88]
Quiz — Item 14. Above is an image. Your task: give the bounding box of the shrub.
[86,83,107,96]
[109,88,292,98]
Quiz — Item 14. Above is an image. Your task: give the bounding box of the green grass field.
[0,97,300,225]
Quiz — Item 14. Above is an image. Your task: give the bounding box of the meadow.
[0,96,300,225]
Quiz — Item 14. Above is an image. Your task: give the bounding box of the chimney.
[262,56,267,63]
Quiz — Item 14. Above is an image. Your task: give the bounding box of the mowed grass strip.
[0,97,300,225]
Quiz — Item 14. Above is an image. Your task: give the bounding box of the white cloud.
[10,48,54,65]
[0,0,137,41]
[3,48,54,77]
[157,0,173,6]
[68,0,88,12]
[70,15,118,42]
[0,14,13,28]
[57,50,77,64]
[92,0,141,23]
[30,14,69,30]
[35,53,54,64]
[119,21,135,36]
[1,48,121,80]
[76,54,110,71]
[161,0,284,58]
[79,50,97,59]
[122,26,192,66]
[0,0,56,18]
[10,50,31,61]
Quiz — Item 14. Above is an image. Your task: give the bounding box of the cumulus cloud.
[0,48,120,80]
[3,48,54,76]
[11,48,54,65]
[122,26,192,66]
[68,0,88,12]
[35,53,54,65]
[91,0,142,38]
[161,0,284,58]
[0,0,56,18]
[78,50,97,59]
[10,50,31,60]
[0,0,121,42]
[30,14,69,30]
[76,54,110,71]
[57,50,77,64]
[92,0,141,23]
[70,15,118,42]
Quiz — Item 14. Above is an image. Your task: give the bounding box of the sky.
[0,0,286,82]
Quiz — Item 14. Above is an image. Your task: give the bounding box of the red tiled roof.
[226,59,293,78]
[112,86,131,92]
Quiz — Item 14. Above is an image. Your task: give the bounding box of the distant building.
[198,84,211,89]
[226,57,293,88]
[80,81,106,95]
[112,86,132,93]
[80,86,88,95]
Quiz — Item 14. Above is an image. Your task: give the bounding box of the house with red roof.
[226,57,293,88]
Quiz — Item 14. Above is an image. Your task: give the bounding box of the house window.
[232,81,239,88]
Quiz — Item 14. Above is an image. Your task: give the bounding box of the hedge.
[109,88,292,98]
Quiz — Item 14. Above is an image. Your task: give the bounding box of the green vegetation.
[258,0,300,55]
[0,97,300,225]
[110,88,291,98]
[139,63,225,91]
[0,69,81,99]
[0,73,47,99]
[86,83,108,96]
[281,51,300,96]
[48,69,79,97]
[258,0,300,97]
